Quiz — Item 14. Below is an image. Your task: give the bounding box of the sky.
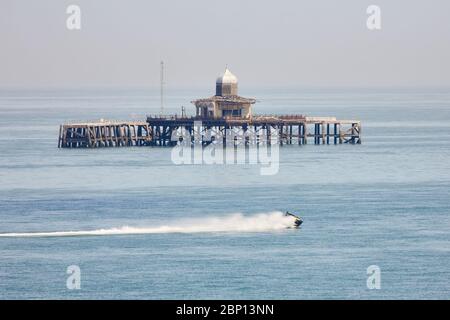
[1,0,450,88]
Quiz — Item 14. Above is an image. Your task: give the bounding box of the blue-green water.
[0,87,449,299]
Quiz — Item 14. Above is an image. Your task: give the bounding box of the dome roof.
[216,68,238,85]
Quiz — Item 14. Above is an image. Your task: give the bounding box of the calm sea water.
[0,87,449,299]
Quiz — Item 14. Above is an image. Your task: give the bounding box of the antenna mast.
[160,61,164,116]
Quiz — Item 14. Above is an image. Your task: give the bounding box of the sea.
[0,86,449,299]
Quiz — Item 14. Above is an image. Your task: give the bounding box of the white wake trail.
[0,212,297,238]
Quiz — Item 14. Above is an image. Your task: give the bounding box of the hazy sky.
[1,0,449,88]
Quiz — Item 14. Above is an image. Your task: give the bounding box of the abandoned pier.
[58,68,361,148]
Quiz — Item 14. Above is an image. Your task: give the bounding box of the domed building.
[216,68,238,96]
[192,68,256,119]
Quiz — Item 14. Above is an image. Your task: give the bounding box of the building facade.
[192,68,256,119]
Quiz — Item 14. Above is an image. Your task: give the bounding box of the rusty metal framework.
[58,121,151,148]
[145,115,361,147]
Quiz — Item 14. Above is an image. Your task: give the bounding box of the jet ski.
[285,211,303,228]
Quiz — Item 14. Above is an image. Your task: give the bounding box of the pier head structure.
[144,68,361,147]
[58,68,361,148]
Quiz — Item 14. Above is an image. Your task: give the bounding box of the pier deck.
[145,115,361,147]
[58,115,361,148]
